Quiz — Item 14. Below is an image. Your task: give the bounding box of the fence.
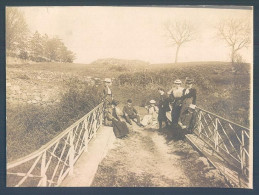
[193,107,251,182]
[7,102,104,187]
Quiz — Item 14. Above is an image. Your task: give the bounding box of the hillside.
[6,60,251,162]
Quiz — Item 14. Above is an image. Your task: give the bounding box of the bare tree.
[217,18,251,65]
[164,20,195,64]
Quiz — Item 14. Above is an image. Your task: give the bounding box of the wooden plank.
[185,134,250,188]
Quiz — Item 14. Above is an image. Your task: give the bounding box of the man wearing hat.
[103,78,113,104]
[103,78,113,125]
[158,88,170,129]
[168,79,185,126]
[179,78,197,129]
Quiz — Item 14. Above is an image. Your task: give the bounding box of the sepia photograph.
[6,6,253,188]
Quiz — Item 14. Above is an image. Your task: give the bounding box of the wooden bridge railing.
[7,102,104,187]
[193,107,251,181]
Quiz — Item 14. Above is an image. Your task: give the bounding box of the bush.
[7,80,103,162]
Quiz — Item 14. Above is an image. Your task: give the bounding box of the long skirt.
[112,120,129,138]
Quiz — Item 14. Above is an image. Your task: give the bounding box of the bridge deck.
[166,111,250,188]
[185,134,249,188]
[60,125,115,187]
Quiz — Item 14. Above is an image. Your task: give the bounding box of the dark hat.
[158,87,165,92]
[186,78,194,84]
[111,100,119,106]
[127,99,132,103]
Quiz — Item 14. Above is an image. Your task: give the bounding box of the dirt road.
[91,123,229,187]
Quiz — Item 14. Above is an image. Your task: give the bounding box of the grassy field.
[6,59,251,162]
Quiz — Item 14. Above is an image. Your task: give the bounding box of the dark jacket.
[182,88,197,104]
[158,93,170,112]
[123,105,138,116]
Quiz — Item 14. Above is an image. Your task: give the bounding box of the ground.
[91,110,228,187]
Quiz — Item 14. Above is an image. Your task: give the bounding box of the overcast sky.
[17,6,253,64]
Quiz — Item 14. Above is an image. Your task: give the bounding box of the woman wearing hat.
[141,100,159,127]
[106,100,129,138]
[168,79,185,126]
[178,78,197,130]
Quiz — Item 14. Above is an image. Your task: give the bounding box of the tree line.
[6,7,76,63]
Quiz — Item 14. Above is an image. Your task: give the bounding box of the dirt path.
[91,123,229,187]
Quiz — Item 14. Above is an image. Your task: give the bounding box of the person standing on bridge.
[103,78,113,126]
[123,99,142,126]
[158,88,170,130]
[178,78,197,130]
[103,78,113,104]
[168,79,184,126]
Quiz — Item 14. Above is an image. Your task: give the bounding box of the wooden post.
[69,131,75,175]
[40,151,47,186]
[214,118,219,152]
[92,112,97,138]
[198,111,202,135]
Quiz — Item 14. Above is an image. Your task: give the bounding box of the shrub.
[7,80,103,162]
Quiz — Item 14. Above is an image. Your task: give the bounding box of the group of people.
[102,77,197,139]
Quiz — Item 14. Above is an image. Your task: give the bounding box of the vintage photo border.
[0,0,258,194]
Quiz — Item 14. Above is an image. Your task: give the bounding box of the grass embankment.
[113,63,250,127]
[7,78,103,162]
[7,61,250,162]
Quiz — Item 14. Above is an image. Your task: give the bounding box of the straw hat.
[174,79,182,84]
[104,78,112,83]
[149,100,156,104]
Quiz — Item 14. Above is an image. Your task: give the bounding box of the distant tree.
[6,7,29,52]
[164,20,195,64]
[43,36,76,63]
[29,31,44,61]
[216,18,251,65]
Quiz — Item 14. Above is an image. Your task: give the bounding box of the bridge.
[6,102,252,188]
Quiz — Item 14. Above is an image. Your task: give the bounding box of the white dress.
[141,106,159,127]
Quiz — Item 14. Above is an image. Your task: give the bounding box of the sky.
[16,6,253,64]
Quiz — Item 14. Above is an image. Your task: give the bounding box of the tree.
[6,7,29,52]
[29,31,44,61]
[216,18,251,65]
[164,20,195,64]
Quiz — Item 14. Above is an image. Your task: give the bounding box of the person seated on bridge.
[106,100,129,138]
[123,99,142,126]
[178,78,197,129]
[141,100,159,127]
[168,79,185,126]
[158,88,170,130]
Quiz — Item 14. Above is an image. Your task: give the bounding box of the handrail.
[193,106,251,185]
[7,102,103,169]
[7,102,104,187]
[196,106,249,131]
